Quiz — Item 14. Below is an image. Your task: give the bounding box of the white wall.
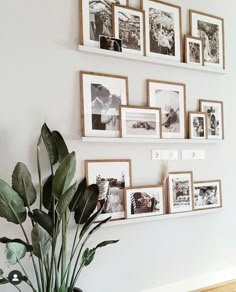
[0,0,235,292]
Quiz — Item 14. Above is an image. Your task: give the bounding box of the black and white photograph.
[113,5,145,55]
[142,0,182,61]
[125,186,164,219]
[199,100,224,140]
[85,160,132,221]
[190,10,225,69]
[80,0,127,47]
[100,35,122,51]
[120,106,161,138]
[193,180,222,210]
[81,71,128,137]
[185,36,204,65]
[168,172,193,214]
[147,80,186,139]
[189,112,207,139]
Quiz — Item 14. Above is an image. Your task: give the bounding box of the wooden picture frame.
[188,112,208,140]
[185,35,204,66]
[80,71,129,138]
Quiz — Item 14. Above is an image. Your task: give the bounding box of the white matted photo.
[193,180,222,210]
[142,0,182,61]
[189,112,207,139]
[125,185,164,219]
[168,172,193,214]
[80,71,128,137]
[113,5,145,55]
[147,80,186,139]
[185,36,204,66]
[85,160,132,221]
[120,106,161,139]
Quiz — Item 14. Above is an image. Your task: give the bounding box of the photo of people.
[185,36,204,66]
[189,112,207,139]
[189,42,201,63]
[100,35,122,51]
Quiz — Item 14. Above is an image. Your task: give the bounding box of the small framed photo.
[199,100,224,140]
[168,172,193,214]
[120,106,162,139]
[189,112,207,139]
[80,71,128,138]
[99,35,122,52]
[85,160,132,221]
[189,10,225,69]
[113,5,145,56]
[147,80,187,139]
[185,36,204,66]
[142,0,182,61]
[125,185,165,219]
[193,180,222,211]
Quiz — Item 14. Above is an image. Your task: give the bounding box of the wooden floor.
[193,280,236,292]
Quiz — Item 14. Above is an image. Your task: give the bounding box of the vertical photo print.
[185,36,204,66]
[189,112,207,139]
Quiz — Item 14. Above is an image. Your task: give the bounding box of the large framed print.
[199,99,224,140]
[80,71,128,138]
[141,0,182,61]
[125,185,164,219]
[85,160,132,221]
[113,5,145,56]
[147,80,186,139]
[193,180,222,211]
[190,10,225,69]
[80,0,128,47]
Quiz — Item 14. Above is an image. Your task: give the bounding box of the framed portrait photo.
[189,10,225,69]
[80,0,128,47]
[85,160,132,221]
[120,106,162,139]
[193,180,222,211]
[199,100,224,140]
[185,36,204,66]
[113,5,145,55]
[141,0,182,61]
[80,71,128,138]
[125,185,164,219]
[147,80,186,139]
[168,172,193,214]
[99,35,122,52]
[189,112,207,139]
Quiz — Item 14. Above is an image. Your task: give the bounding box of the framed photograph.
[99,35,122,52]
[113,5,145,55]
[147,80,186,139]
[120,106,162,139]
[80,0,128,47]
[168,172,193,214]
[85,160,132,221]
[189,10,225,69]
[199,100,224,140]
[125,185,165,219]
[193,180,222,211]
[185,35,204,66]
[189,112,207,139]
[80,71,128,138]
[141,0,182,61]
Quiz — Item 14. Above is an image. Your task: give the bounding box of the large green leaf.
[29,209,54,237]
[5,243,26,265]
[74,184,99,224]
[0,237,33,252]
[52,152,76,199]
[96,240,119,249]
[56,182,77,219]
[69,177,87,211]
[52,131,69,163]
[41,123,58,166]
[88,216,111,237]
[43,175,53,210]
[12,162,36,207]
[0,269,3,276]
[31,224,51,259]
[0,179,26,224]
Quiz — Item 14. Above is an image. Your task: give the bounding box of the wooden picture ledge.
[192,280,236,292]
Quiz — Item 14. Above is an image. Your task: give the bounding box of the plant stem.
[37,136,43,210]
[61,211,67,290]
[17,259,36,291]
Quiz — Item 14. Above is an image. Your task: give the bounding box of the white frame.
[185,36,204,66]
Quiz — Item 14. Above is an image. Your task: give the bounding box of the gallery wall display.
[188,112,207,139]
[185,35,204,66]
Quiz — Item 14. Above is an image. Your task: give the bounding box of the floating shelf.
[79,45,226,75]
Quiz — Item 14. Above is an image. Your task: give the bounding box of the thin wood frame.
[184,35,204,66]
[188,111,208,140]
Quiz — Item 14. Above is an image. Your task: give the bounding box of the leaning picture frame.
[188,111,208,140]
[185,35,204,66]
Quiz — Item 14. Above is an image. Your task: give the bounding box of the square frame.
[188,111,208,139]
[185,35,204,66]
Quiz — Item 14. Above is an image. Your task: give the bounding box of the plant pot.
[73,288,83,292]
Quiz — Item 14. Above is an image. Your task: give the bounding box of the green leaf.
[88,216,111,237]
[41,123,58,166]
[0,269,3,276]
[74,184,99,224]
[0,237,33,252]
[29,209,54,237]
[52,152,76,199]
[31,224,51,259]
[96,240,119,249]
[52,131,69,163]
[56,182,77,219]
[69,177,87,211]
[12,162,36,207]
[81,248,96,267]
[5,243,26,265]
[0,179,26,224]
[79,207,103,239]
[43,175,53,210]
[0,279,8,285]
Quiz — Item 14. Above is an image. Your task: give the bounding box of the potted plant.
[0,123,119,292]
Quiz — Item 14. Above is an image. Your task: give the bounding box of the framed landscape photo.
[80,0,128,47]
[100,35,122,52]
[113,5,145,55]
[85,160,132,221]
[147,80,186,139]
[141,0,182,61]
[185,35,204,66]
[125,185,164,219]
[120,106,162,139]
[193,180,222,211]
[199,100,224,140]
[80,71,128,138]
[168,172,193,214]
[189,10,225,69]
[189,112,207,139]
